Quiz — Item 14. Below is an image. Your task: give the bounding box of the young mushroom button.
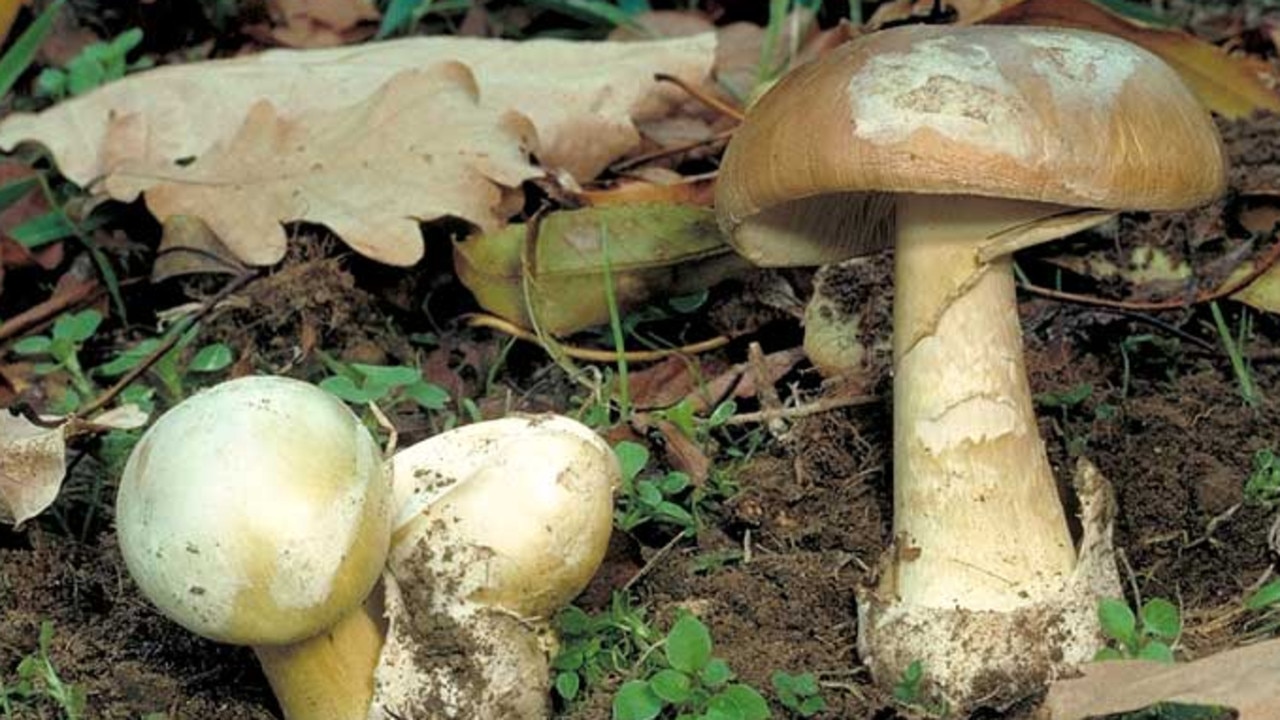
[714,24,1226,708]
[116,375,392,720]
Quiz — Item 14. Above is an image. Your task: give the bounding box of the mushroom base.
[856,457,1122,710]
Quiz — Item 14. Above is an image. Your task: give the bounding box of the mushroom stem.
[857,194,1121,704]
[892,194,1075,607]
[253,600,385,720]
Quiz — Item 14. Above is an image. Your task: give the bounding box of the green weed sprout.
[95,327,233,408]
[35,28,150,100]
[552,593,659,704]
[1095,597,1181,663]
[612,613,770,720]
[319,362,450,411]
[612,441,696,535]
[1244,449,1280,507]
[770,672,825,717]
[0,621,86,720]
[12,309,103,413]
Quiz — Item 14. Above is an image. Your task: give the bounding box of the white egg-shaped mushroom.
[116,375,393,720]
[369,415,618,719]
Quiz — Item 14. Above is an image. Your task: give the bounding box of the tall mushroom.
[714,25,1226,706]
[116,375,392,720]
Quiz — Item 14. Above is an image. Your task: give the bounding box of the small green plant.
[552,593,659,704]
[12,309,104,413]
[770,672,825,717]
[1208,301,1262,408]
[889,660,947,716]
[319,362,451,411]
[1095,597,1181,663]
[612,613,770,720]
[1034,382,1116,455]
[34,28,150,100]
[1242,578,1280,637]
[1243,449,1280,508]
[612,441,696,535]
[95,327,234,408]
[0,621,86,720]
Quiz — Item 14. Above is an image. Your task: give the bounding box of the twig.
[622,530,688,593]
[77,271,257,418]
[610,129,734,172]
[0,277,99,343]
[722,393,880,426]
[465,313,730,362]
[653,72,745,122]
[1018,234,1280,311]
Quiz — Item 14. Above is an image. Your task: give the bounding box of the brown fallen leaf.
[0,33,715,187]
[104,64,541,267]
[267,0,379,47]
[981,0,1280,118]
[1045,639,1280,720]
[0,0,21,46]
[0,410,66,527]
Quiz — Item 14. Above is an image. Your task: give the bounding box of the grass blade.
[0,0,63,100]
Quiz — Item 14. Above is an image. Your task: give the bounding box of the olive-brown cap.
[715,24,1228,267]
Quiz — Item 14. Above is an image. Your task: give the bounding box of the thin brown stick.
[0,278,100,343]
[77,272,258,418]
[653,72,745,122]
[1019,236,1280,311]
[722,393,881,426]
[465,313,731,362]
[610,129,734,172]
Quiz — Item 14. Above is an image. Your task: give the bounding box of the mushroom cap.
[116,375,392,646]
[715,24,1228,267]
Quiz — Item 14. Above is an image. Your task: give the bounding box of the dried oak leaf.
[0,411,66,527]
[0,34,715,187]
[1045,639,1280,720]
[267,0,380,48]
[104,64,541,267]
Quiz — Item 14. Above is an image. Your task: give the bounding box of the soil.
[4,3,1280,720]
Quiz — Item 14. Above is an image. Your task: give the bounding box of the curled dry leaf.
[0,411,66,527]
[105,64,541,267]
[0,34,715,188]
[454,203,749,335]
[1045,638,1280,720]
[268,0,379,48]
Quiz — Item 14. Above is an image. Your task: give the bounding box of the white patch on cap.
[1020,30,1139,105]
[849,37,1034,159]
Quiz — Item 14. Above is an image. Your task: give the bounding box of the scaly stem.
[889,194,1077,610]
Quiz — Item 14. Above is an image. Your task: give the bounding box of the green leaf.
[53,310,102,343]
[1098,598,1138,649]
[10,210,75,249]
[12,336,52,355]
[1093,647,1125,662]
[377,0,432,38]
[669,289,708,314]
[707,400,737,427]
[660,471,690,494]
[1140,598,1181,642]
[700,658,733,687]
[649,669,692,704]
[189,343,234,373]
[708,684,771,720]
[405,381,450,410]
[96,339,160,376]
[556,606,593,635]
[798,695,826,716]
[613,680,664,720]
[555,671,581,701]
[1246,580,1280,610]
[636,480,664,506]
[656,501,695,528]
[1137,641,1176,664]
[0,0,65,99]
[320,375,379,403]
[352,363,421,388]
[665,614,712,674]
[0,176,38,214]
[614,441,649,482]
[552,646,585,671]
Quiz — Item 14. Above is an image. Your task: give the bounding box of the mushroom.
[368,415,618,719]
[714,25,1226,705]
[116,375,392,720]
